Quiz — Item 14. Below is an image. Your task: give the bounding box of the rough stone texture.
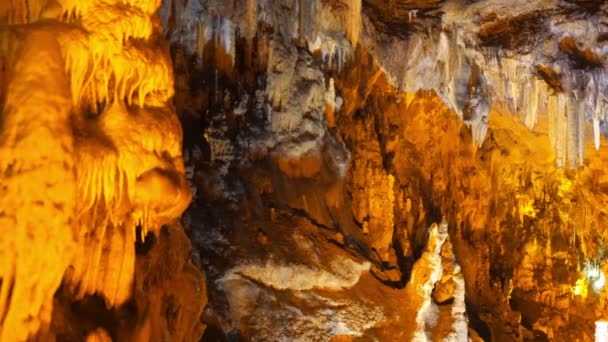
[0,0,205,340]
[3,0,608,340]
[48,223,206,341]
[163,0,608,338]
[432,240,457,306]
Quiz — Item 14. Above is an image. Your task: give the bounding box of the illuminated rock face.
[164,0,608,340]
[3,0,608,340]
[0,0,204,340]
[166,0,608,168]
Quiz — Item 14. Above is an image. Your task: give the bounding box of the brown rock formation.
[163,0,608,337]
[3,0,608,340]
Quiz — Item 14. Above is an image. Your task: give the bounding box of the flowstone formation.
[3,0,608,340]
[163,0,608,340]
[0,0,205,340]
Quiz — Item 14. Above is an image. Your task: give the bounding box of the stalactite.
[556,93,568,168]
[346,0,362,47]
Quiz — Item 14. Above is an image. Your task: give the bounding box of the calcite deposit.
[3,0,608,340]
[164,0,608,340]
[0,0,204,340]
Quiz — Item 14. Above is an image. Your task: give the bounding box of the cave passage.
[1,0,608,341]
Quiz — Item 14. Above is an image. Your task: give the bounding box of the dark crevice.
[201,324,227,342]
[135,227,156,255]
[0,276,13,326]
[285,205,335,231]
[466,301,492,341]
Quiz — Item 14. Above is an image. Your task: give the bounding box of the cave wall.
[0,0,205,340]
[2,0,608,341]
[164,0,608,340]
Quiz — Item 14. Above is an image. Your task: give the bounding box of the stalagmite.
[447,266,468,341]
[411,223,449,341]
[325,77,336,113]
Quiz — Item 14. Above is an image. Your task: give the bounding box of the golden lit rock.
[0,0,201,340]
[4,0,608,340]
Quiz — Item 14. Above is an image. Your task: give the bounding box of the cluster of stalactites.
[1,0,174,111]
[395,27,608,168]
[158,0,607,170]
[485,59,608,168]
[1,0,160,25]
[69,99,188,307]
[64,32,174,111]
[302,0,360,71]
[479,53,602,168]
[0,0,184,339]
[433,30,490,147]
[160,0,238,69]
[433,1,608,168]
[161,0,361,72]
[66,2,173,111]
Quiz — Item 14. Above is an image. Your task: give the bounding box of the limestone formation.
[0,0,204,340]
[4,0,608,340]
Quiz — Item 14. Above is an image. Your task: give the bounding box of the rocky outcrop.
[3,0,608,340]
[0,0,204,340]
[164,0,608,340]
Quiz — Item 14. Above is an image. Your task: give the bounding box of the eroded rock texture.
[0,0,205,340]
[162,0,608,341]
[3,0,608,340]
